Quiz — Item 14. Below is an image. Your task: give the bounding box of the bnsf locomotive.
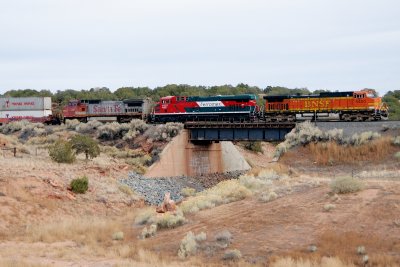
[263,90,388,122]
[150,94,259,122]
[62,98,152,123]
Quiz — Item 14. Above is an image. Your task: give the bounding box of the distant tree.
[70,135,100,160]
[383,90,400,120]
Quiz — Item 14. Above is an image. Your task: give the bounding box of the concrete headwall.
[144,130,250,178]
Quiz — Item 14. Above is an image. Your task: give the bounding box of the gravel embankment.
[314,120,400,137]
[120,171,244,205]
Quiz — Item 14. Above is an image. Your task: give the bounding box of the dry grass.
[271,256,355,267]
[180,180,251,214]
[277,232,400,267]
[309,137,394,165]
[25,216,124,246]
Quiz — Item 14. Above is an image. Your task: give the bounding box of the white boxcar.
[87,101,125,115]
[0,110,52,119]
[0,97,52,111]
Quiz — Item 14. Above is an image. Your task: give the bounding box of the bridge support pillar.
[144,130,250,177]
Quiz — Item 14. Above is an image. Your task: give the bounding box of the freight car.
[263,90,388,122]
[62,98,152,123]
[150,94,259,123]
[0,97,59,125]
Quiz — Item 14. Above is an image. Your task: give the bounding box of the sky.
[0,0,399,95]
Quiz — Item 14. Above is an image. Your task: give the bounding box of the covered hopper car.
[62,98,152,123]
[263,90,388,122]
[150,94,259,122]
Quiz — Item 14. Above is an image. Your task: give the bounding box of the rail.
[184,121,296,129]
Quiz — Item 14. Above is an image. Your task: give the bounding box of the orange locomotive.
[263,90,388,122]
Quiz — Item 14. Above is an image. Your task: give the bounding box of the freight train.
[0,89,388,126]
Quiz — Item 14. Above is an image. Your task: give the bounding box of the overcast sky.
[0,0,399,95]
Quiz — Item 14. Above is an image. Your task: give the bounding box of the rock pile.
[120,171,244,205]
[120,172,204,205]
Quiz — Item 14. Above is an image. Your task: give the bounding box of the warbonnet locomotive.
[62,98,152,123]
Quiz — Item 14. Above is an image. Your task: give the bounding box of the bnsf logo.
[92,105,122,113]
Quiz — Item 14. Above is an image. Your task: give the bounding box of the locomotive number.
[304,100,330,109]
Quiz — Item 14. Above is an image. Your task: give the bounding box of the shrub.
[150,210,186,229]
[148,123,183,141]
[178,231,206,259]
[141,224,157,239]
[395,152,400,160]
[18,123,46,140]
[357,246,366,255]
[75,120,103,134]
[243,141,263,153]
[118,184,135,196]
[134,208,157,225]
[0,120,30,134]
[259,191,278,203]
[65,119,80,130]
[70,176,89,194]
[48,139,76,163]
[181,187,196,197]
[330,177,363,194]
[393,136,400,146]
[215,230,232,244]
[97,122,130,140]
[180,180,251,214]
[223,249,242,261]
[273,121,383,158]
[122,119,149,141]
[348,131,381,146]
[323,203,336,212]
[112,231,124,240]
[70,134,100,159]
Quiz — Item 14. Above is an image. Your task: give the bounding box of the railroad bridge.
[184,121,295,142]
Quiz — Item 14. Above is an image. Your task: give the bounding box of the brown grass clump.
[309,137,394,165]
[330,177,363,194]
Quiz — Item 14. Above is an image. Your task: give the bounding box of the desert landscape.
[0,120,399,267]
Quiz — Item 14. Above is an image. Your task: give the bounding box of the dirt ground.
[0,137,400,266]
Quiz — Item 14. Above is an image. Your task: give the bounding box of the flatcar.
[150,94,259,123]
[263,90,388,122]
[62,98,152,123]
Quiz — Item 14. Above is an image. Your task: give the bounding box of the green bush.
[243,141,263,153]
[70,134,100,159]
[48,140,76,163]
[70,176,89,194]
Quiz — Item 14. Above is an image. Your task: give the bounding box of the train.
[0,89,389,126]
